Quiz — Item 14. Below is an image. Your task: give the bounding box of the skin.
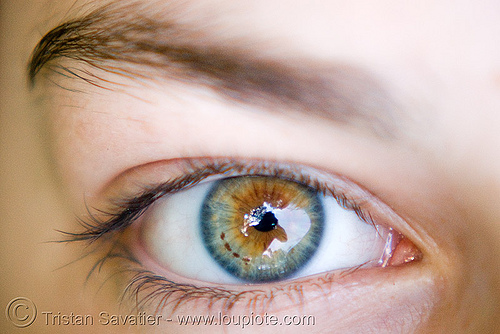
[1,0,500,333]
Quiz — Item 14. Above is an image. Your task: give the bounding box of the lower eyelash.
[73,225,371,317]
[124,272,252,314]
[80,233,374,317]
[71,231,252,313]
[85,240,266,315]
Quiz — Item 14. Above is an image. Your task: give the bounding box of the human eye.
[65,158,424,318]
[138,160,420,284]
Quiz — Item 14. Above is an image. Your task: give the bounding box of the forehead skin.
[2,0,500,333]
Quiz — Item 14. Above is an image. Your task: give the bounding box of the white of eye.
[140,179,391,284]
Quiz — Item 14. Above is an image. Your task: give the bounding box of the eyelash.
[61,158,389,314]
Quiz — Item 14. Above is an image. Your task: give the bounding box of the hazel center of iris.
[253,211,278,232]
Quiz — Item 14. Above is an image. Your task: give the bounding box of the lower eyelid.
[95,230,434,328]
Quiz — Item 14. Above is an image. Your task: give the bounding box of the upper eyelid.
[65,158,375,244]
[107,158,374,212]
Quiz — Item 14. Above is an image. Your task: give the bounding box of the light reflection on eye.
[138,162,410,285]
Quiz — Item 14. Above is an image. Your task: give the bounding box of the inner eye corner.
[386,228,426,268]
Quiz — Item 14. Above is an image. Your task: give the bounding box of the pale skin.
[1,0,500,333]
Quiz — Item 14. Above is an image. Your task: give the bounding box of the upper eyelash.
[60,161,226,243]
[62,159,374,245]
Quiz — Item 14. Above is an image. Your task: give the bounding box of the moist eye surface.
[137,161,409,286]
[200,176,324,282]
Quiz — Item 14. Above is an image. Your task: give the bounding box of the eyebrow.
[28,1,400,138]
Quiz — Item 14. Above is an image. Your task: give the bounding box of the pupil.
[253,211,278,232]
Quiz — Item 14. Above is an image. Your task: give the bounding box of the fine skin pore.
[1,0,500,333]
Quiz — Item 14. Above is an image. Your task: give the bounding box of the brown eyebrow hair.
[28,1,400,138]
